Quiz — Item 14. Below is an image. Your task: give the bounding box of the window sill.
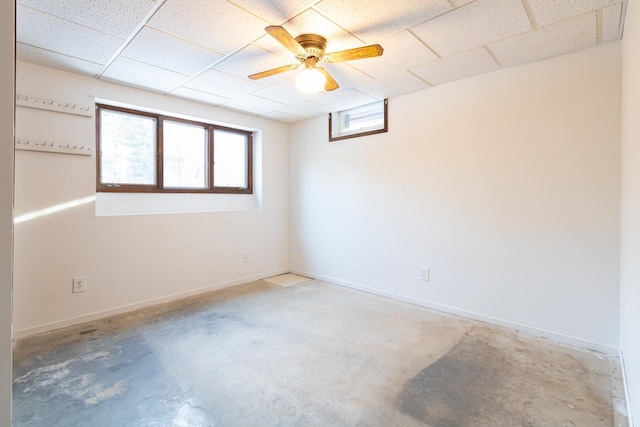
[95,192,260,216]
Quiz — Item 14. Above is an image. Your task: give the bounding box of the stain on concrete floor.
[12,280,626,426]
[396,329,616,426]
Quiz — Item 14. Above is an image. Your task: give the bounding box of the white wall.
[290,43,621,353]
[13,62,289,336]
[0,0,14,423]
[621,0,640,422]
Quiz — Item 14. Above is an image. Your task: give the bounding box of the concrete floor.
[13,278,627,426]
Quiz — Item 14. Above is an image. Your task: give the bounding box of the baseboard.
[291,269,619,356]
[13,268,288,340]
[620,349,635,427]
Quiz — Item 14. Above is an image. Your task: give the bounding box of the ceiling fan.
[248,26,384,93]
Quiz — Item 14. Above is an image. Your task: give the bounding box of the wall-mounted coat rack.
[16,94,93,117]
[15,139,92,156]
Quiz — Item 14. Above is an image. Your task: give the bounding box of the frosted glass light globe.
[296,67,326,93]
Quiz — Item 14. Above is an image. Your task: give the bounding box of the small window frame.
[329,99,388,142]
[96,104,253,195]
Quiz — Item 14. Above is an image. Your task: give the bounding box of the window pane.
[330,100,387,140]
[163,121,207,189]
[100,109,156,185]
[214,130,247,188]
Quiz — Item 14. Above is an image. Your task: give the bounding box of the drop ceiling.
[16,0,627,124]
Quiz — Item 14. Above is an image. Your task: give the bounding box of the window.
[96,104,252,194]
[329,99,388,141]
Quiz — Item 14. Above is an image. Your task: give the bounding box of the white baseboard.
[13,268,288,340]
[291,269,619,356]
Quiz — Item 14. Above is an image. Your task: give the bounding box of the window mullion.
[157,116,164,190]
[208,125,215,191]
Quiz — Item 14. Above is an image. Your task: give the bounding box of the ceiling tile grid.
[312,89,379,111]
[228,0,318,25]
[222,94,289,115]
[16,0,627,124]
[101,57,190,93]
[355,71,432,100]
[319,63,374,90]
[410,0,533,57]
[18,0,158,38]
[277,101,332,119]
[281,9,367,53]
[214,45,296,84]
[410,47,500,86]
[122,27,225,76]
[169,87,230,106]
[148,0,268,54]
[313,0,453,44]
[184,69,263,98]
[260,110,304,124]
[17,5,125,65]
[527,0,621,28]
[17,43,104,77]
[348,31,440,79]
[489,12,598,68]
[252,79,325,105]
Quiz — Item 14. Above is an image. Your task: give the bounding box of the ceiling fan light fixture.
[296,67,326,93]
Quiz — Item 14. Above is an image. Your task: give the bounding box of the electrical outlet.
[419,268,430,282]
[242,252,249,263]
[72,276,87,293]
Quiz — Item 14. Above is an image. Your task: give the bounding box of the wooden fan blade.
[265,26,307,57]
[317,67,339,91]
[248,63,300,80]
[323,44,383,63]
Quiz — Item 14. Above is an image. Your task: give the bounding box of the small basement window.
[329,99,388,141]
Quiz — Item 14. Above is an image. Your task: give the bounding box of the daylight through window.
[96,104,252,194]
[329,99,388,141]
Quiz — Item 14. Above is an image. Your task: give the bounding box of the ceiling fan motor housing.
[295,34,327,59]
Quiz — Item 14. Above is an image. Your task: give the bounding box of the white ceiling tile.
[122,27,224,76]
[356,71,431,99]
[349,31,439,79]
[314,0,451,44]
[411,0,532,57]
[411,47,499,86]
[253,33,296,57]
[17,43,104,76]
[228,0,316,25]
[260,111,304,123]
[282,9,366,53]
[278,101,332,118]
[101,57,189,93]
[17,5,125,65]
[149,0,268,54]
[221,94,288,115]
[528,0,619,28]
[602,2,623,43]
[169,87,230,106]
[312,89,379,111]
[184,69,263,98]
[252,79,324,105]
[320,63,373,90]
[215,45,299,83]
[18,0,157,38]
[489,12,597,68]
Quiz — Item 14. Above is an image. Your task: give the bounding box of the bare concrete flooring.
[13,279,627,426]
